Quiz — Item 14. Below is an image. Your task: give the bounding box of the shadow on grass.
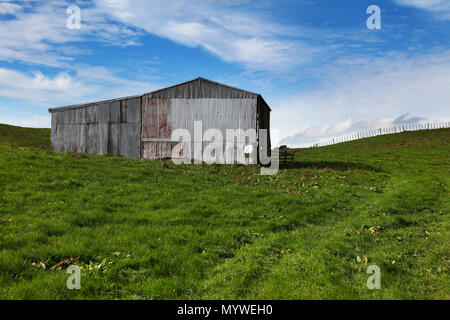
[280,160,383,172]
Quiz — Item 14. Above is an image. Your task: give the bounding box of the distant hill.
[0,123,50,149]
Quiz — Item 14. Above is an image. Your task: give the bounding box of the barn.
[48,77,271,163]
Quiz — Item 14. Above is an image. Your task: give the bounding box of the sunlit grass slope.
[0,123,448,299]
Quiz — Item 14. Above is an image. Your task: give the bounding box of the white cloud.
[0,66,160,106]
[0,67,91,103]
[0,68,75,91]
[0,2,21,15]
[272,50,450,146]
[394,0,450,19]
[0,1,142,67]
[94,0,316,71]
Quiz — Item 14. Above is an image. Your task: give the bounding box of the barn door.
[141,97,174,159]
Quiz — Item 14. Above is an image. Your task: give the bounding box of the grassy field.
[0,123,448,299]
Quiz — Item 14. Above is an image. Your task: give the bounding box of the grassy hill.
[0,124,50,149]
[0,123,448,299]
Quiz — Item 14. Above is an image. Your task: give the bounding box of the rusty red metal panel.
[141,97,172,139]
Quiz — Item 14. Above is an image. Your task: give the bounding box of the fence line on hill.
[310,121,450,148]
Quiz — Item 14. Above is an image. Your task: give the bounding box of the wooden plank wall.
[50,97,141,158]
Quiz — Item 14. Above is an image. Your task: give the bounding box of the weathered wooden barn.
[48,77,271,163]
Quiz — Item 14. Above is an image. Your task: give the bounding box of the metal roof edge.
[48,77,271,113]
[48,94,143,113]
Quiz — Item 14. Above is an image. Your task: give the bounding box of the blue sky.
[0,0,449,146]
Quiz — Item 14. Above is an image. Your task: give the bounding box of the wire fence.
[310,121,450,148]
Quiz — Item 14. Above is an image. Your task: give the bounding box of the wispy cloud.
[0,0,142,67]
[94,0,317,71]
[0,67,90,102]
[0,66,160,106]
[0,1,386,73]
[394,0,450,19]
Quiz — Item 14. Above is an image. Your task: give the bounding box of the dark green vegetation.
[0,123,448,299]
[0,124,50,149]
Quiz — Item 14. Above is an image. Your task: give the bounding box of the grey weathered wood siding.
[50,97,141,158]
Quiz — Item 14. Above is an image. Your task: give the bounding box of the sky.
[0,0,449,147]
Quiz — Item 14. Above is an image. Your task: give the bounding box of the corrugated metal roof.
[49,77,271,112]
[146,77,260,98]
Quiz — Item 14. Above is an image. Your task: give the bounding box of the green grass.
[0,124,50,149]
[0,123,448,299]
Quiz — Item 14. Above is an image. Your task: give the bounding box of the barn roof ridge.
[49,77,267,113]
[143,76,261,97]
